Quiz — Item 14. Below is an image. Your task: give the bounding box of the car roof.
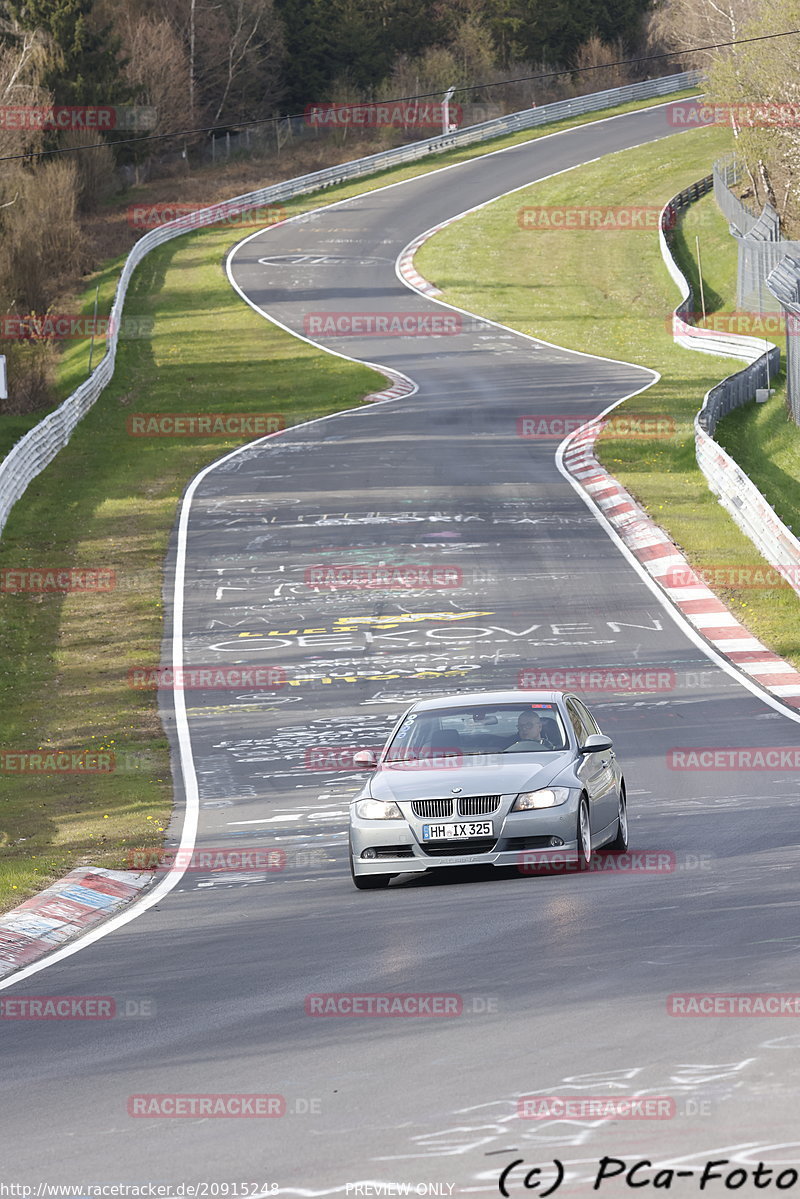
[408,690,565,712]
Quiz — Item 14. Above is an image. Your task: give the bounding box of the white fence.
[660,182,800,596]
[0,71,701,537]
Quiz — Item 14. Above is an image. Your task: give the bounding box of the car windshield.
[383,703,569,761]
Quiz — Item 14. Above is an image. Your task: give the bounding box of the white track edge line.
[0,96,711,989]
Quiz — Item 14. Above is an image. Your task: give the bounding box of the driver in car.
[506,710,548,750]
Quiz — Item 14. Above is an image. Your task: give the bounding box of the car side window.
[573,698,600,736]
[565,699,589,745]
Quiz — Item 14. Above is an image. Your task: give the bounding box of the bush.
[0,159,86,312]
[0,339,56,415]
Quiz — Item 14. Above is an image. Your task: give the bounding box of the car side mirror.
[353,749,378,768]
[580,734,613,754]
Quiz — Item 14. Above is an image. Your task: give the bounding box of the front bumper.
[349,794,580,875]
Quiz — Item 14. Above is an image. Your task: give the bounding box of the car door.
[565,697,612,834]
[572,696,619,831]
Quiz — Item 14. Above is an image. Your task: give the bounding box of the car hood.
[368,752,574,803]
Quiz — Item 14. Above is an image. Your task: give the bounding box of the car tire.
[605,784,629,852]
[352,871,392,890]
[576,795,592,871]
[349,842,392,890]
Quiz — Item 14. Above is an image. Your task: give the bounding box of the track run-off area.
[2,101,800,1193]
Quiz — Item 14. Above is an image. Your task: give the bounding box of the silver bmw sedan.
[348,689,627,889]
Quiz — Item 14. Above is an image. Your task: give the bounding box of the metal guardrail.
[713,154,800,314]
[0,70,702,538]
[713,152,762,234]
[767,254,800,424]
[660,181,800,597]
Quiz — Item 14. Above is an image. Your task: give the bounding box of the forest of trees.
[0,0,663,144]
[0,0,797,410]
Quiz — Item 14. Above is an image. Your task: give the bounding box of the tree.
[646,0,757,68]
[276,0,445,108]
[119,11,193,138]
[573,35,634,93]
[706,0,800,226]
[477,0,655,71]
[199,0,284,123]
[4,0,129,106]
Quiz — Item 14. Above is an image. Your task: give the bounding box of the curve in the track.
[2,102,799,1191]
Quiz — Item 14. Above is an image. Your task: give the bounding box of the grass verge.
[416,125,800,667]
[0,87,703,912]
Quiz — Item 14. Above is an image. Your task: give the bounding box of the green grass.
[0,230,380,910]
[0,87,704,912]
[416,125,800,666]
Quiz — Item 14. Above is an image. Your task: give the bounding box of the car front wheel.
[605,785,629,852]
[349,842,392,890]
[576,796,592,871]
[352,871,392,890]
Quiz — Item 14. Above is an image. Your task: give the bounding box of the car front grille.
[410,795,501,819]
[421,838,497,857]
[458,795,501,816]
[411,798,454,819]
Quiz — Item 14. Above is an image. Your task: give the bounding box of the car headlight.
[354,798,404,820]
[512,787,570,811]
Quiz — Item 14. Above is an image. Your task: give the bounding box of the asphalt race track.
[3,102,800,1193]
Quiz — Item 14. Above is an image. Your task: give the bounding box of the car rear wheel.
[576,796,592,871]
[605,785,629,852]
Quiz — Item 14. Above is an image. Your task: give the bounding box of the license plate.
[422,821,493,840]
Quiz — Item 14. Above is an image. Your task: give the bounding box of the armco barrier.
[660,181,800,598]
[713,154,800,315]
[0,71,701,537]
[767,254,800,424]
